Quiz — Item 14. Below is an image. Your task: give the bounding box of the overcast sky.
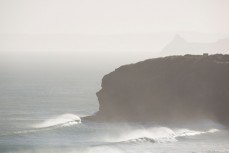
[1,0,229,35]
[1,0,229,76]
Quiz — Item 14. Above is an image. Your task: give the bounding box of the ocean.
[0,73,229,153]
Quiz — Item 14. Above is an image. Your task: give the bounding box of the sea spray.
[99,125,220,144]
[33,114,81,128]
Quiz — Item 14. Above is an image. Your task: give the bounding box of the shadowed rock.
[85,54,229,127]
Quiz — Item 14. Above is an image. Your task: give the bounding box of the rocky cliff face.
[86,54,229,127]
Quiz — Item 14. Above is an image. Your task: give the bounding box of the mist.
[1,0,229,78]
[1,1,229,152]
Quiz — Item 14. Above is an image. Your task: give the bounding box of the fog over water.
[1,0,229,76]
[1,0,229,153]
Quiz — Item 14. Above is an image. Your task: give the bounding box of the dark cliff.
[86,54,229,127]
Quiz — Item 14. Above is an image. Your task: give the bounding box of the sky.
[0,0,229,76]
[1,0,229,35]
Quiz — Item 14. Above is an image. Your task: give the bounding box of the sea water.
[0,73,229,153]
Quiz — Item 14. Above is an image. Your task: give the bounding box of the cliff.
[85,54,229,127]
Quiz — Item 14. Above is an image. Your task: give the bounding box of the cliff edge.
[85,54,229,127]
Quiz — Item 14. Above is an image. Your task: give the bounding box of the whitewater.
[1,75,229,153]
[1,112,228,153]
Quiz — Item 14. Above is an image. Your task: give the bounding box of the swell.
[33,113,81,128]
[0,113,81,136]
[101,127,220,145]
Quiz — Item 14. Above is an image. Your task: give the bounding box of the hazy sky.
[1,0,229,35]
[1,0,229,76]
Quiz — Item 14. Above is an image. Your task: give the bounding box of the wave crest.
[106,127,220,145]
[33,114,81,128]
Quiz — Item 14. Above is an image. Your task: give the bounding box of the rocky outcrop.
[85,54,229,127]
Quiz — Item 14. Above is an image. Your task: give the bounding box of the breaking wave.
[0,114,81,136]
[33,113,81,128]
[174,128,219,137]
[105,127,220,145]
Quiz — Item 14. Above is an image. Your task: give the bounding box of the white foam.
[174,128,220,137]
[33,114,81,128]
[174,129,205,137]
[108,127,177,144]
[207,128,220,133]
[106,126,220,144]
